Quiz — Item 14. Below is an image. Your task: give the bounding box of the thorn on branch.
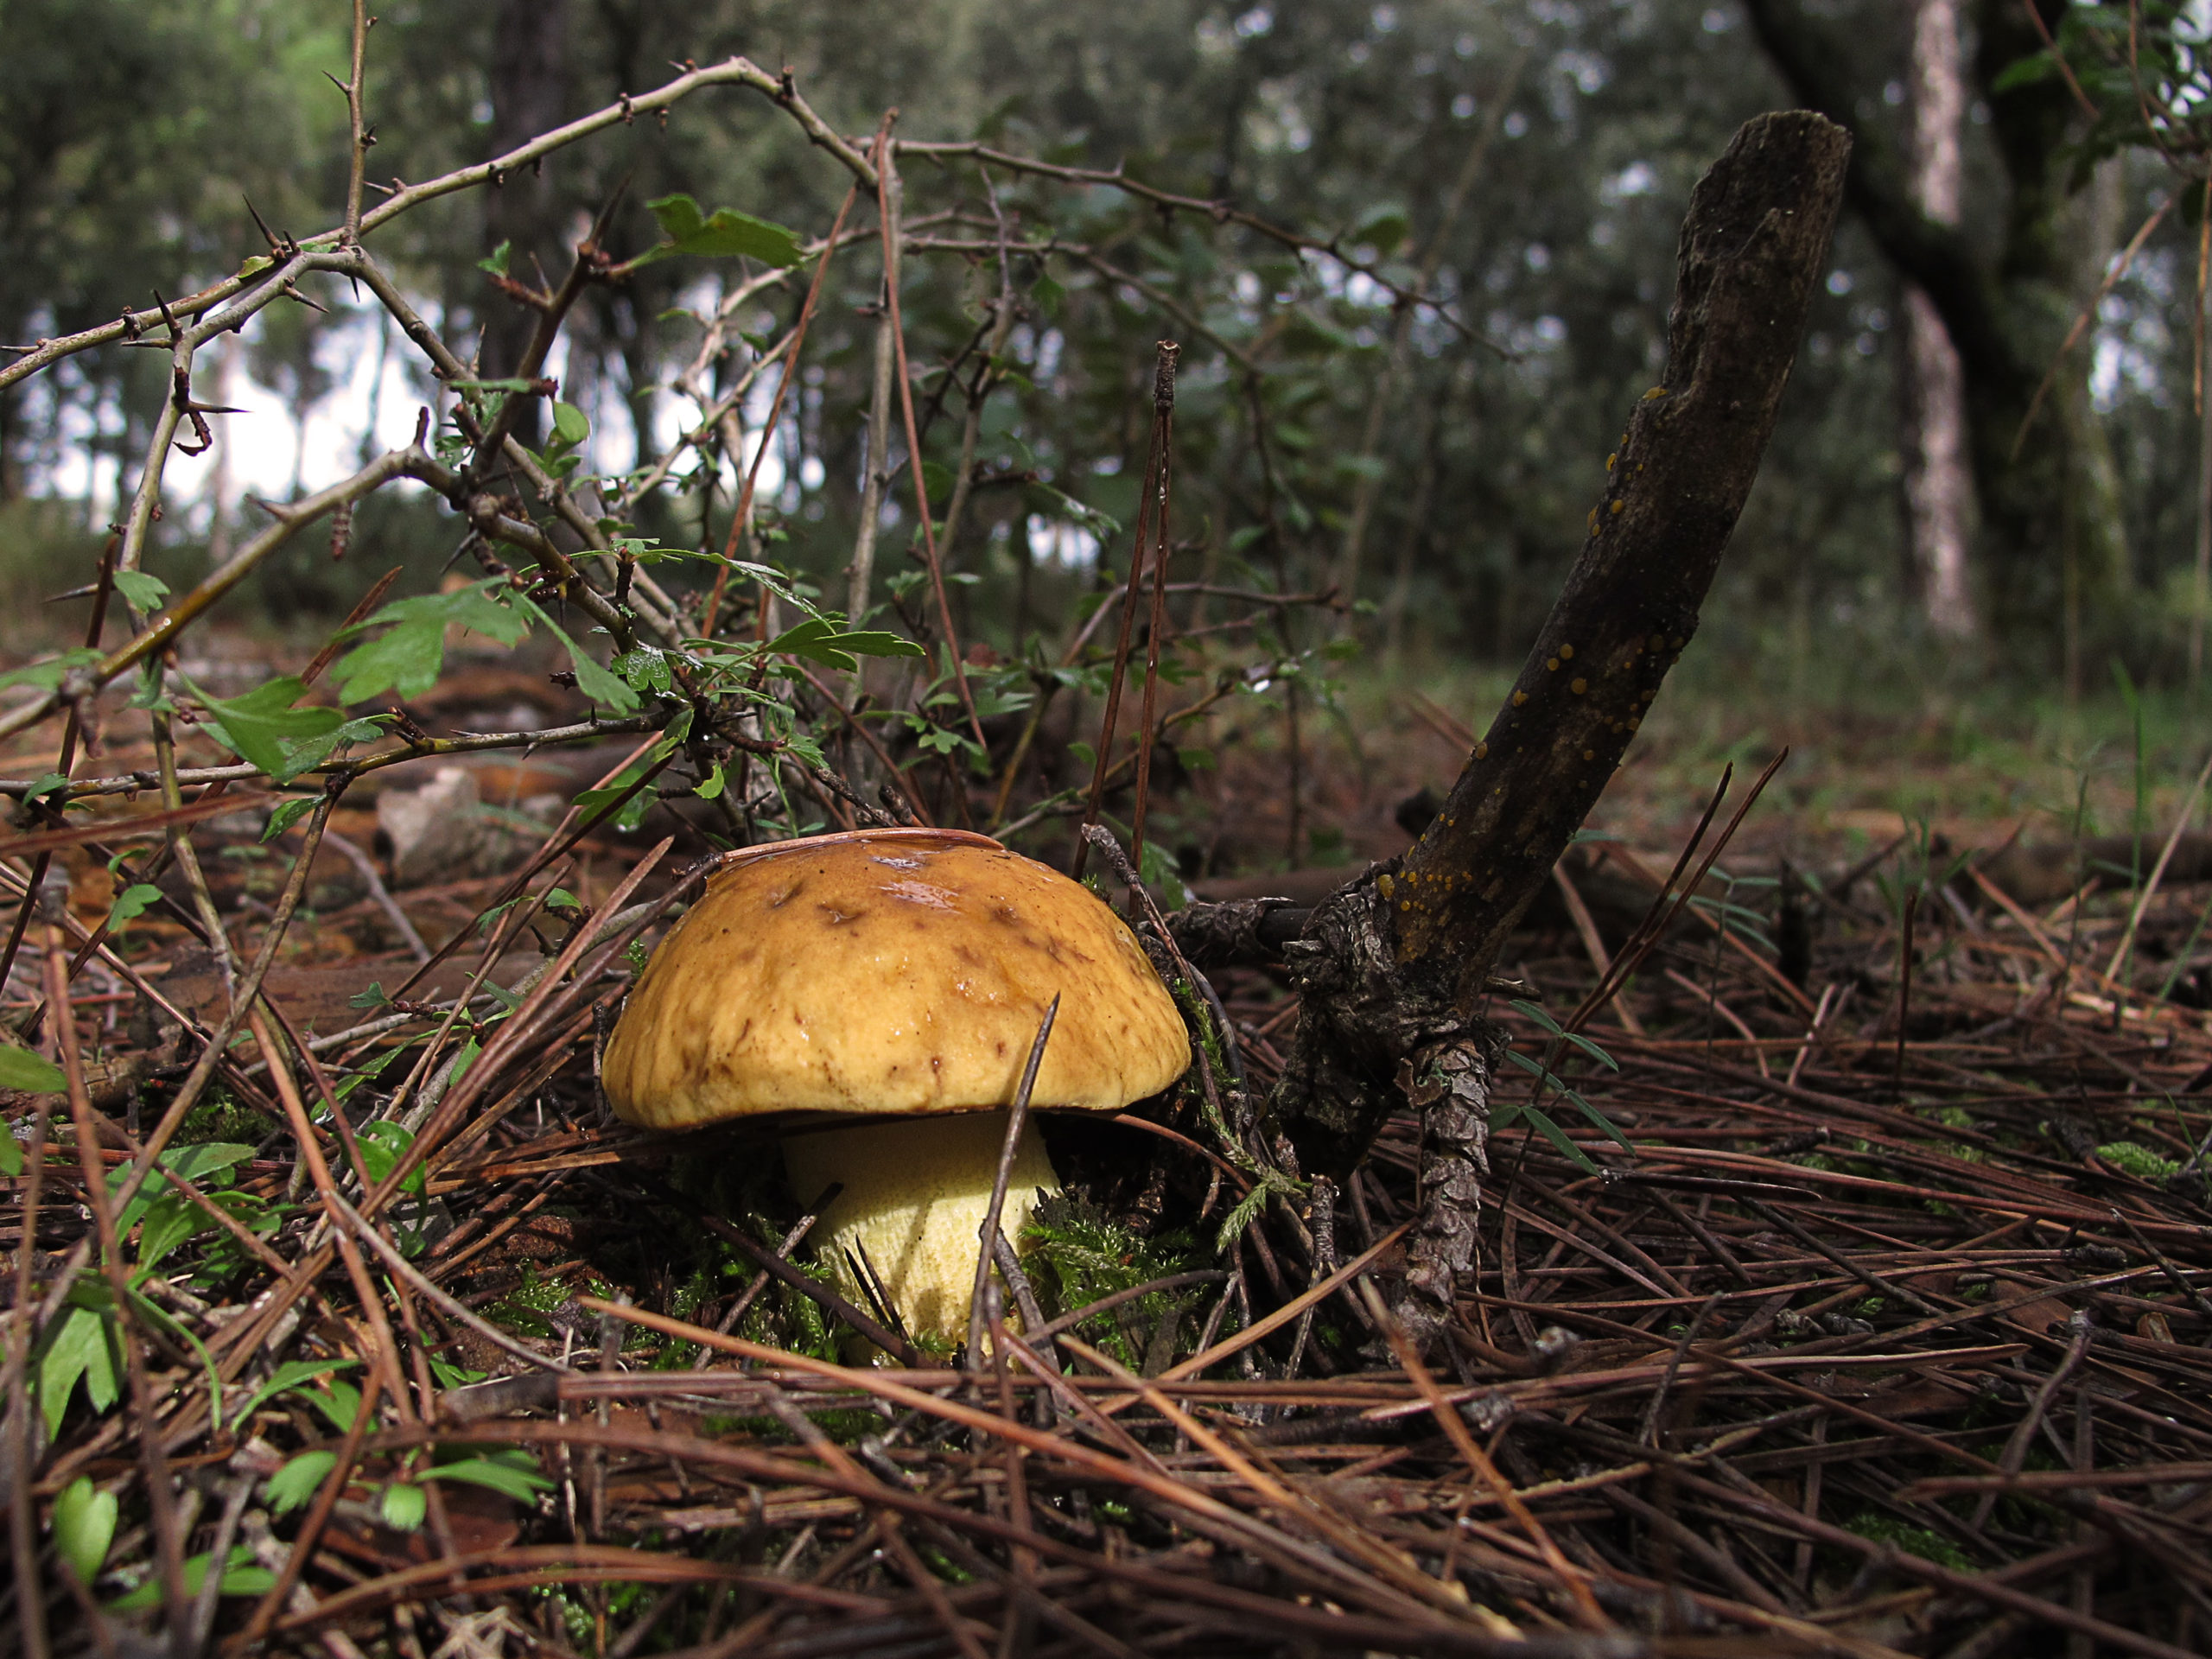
[243,196,296,257]
[172,366,216,456]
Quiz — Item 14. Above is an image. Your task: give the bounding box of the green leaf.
[233,1358,362,1427]
[478,240,512,277]
[0,1047,67,1094]
[423,1455,555,1502]
[525,607,639,713]
[333,582,530,705]
[53,1477,118,1584]
[112,570,169,613]
[919,460,956,504]
[349,981,391,1011]
[299,1378,363,1433]
[1560,1084,1637,1152]
[136,1192,207,1274]
[445,1039,482,1088]
[113,1142,256,1236]
[1562,1031,1619,1071]
[264,1450,338,1516]
[39,1306,118,1439]
[1991,51,2058,93]
[1139,839,1190,911]
[190,677,346,778]
[262,798,318,842]
[109,1546,275,1611]
[0,1128,20,1178]
[1520,1103,1600,1174]
[20,772,71,805]
[550,402,591,447]
[694,762,728,800]
[380,1480,428,1532]
[0,648,101,696]
[333,1047,404,1102]
[767,616,927,673]
[355,1122,426,1196]
[642,194,804,267]
[1510,998,1564,1036]
[105,884,163,934]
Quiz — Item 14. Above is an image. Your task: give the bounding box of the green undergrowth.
[1021,1193,1211,1374]
[1840,1512,1974,1573]
[172,1091,281,1147]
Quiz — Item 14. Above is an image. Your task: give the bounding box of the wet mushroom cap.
[601,831,1189,1131]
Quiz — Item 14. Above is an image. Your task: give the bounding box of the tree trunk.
[1262,113,1849,1351]
[484,0,570,448]
[1902,0,1976,640]
[1745,0,2128,666]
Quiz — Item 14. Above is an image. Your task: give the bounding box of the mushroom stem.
[782,1111,1059,1349]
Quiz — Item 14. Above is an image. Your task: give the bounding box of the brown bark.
[1261,112,1850,1348]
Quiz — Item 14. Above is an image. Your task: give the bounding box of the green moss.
[1021,1192,1205,1372]
[1842,1512,1973,1573]
[2096,1141,2179,1181]
[173,1092,281,1147]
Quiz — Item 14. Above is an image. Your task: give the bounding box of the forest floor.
[6,632,2212,1658]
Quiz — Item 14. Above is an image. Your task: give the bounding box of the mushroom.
[601,828,1189,1346]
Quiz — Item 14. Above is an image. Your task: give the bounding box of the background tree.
[1743,0,2132,677]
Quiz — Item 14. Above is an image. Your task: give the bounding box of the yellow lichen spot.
[1546,657,1560,672]
[1610,499,1624,516]
[1629,715,1641,729]
[1587,509,1599,533]
[1559,644,1574,660]
[1570,677,1586,695]
[1511,690,1529,707]
[1583,749,1595,761]
[1671,636,1686,648]
[1643,385,1669,400]
[1473,741,1489,760]
[1400,899,1412,912]
[1377,874,1395,898]
[1605,453,1617,471]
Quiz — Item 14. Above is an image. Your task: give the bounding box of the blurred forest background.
[3,0,2208,732]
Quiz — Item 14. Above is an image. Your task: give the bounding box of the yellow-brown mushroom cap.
[602,830,1189,1131]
